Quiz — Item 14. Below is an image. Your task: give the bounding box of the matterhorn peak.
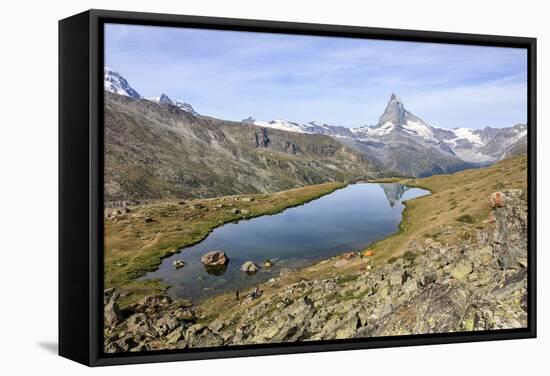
[389,93,402,102]
[378,93,408,126]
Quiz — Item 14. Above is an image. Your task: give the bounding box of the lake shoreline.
[143,182,429,302]
[104,181,348,307]
[104,155,528,353]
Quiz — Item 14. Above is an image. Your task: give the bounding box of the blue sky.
[105,23,527,129]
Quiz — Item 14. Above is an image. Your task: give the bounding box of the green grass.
[104,181,346,305]
[364,154,527,263]
[200,155,528,318]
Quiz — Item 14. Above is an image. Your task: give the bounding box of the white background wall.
[0,0,547,374]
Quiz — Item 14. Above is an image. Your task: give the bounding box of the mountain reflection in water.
[142,183,429,301]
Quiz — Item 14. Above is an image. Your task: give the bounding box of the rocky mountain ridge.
[104,92,381,201]
[145,93,198,116]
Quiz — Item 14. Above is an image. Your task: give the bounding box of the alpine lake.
[142,183,430,301]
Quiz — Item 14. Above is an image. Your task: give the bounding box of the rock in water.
[201,250,229,266]
[241,261,260,274]
[173,260,185,269]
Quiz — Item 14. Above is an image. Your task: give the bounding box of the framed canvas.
[59,9,537,366]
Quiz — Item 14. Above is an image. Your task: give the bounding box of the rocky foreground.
[104,189,528,353]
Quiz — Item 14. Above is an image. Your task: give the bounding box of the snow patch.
[402,120,437,141]
[449,128,483,146]
[364,122,395,137]
[254,119,308,133]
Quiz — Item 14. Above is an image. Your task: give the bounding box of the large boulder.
[241,261,260,274]
[104,287,120,304]
[489,191,507,208]
[104,300,123,327]
[201,250,229,266]
[341,252,357,260]
[489,190,527,269]
[190,203,205,210]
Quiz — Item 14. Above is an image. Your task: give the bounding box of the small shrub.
[456,214,474,224]
[460,231,473,241]
[403,250,417,262]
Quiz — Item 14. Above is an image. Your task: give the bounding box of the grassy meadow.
[104,182,346,306]
[196,154,527,317]
[104,154,527,310]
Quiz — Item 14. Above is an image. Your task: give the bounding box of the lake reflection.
[141,183,429,301]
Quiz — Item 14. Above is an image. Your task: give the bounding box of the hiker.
[235,289,240,300]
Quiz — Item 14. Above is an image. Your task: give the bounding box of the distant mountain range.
[103,68,382,201]
[244,94,527,177]
[104,68,527,184]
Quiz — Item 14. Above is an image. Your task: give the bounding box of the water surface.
[142,183,429,301]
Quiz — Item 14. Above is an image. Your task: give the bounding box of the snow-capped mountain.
[442,124,527,163]
[104,68,198,115]
[145,94,198,116]
[244,118,309,133]
[247,94,527,177]
[103,68,526,178]
[242,118,354,137]
[352,93,439,143]
[104,67,141,99]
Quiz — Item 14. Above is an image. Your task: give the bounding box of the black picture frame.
[59,9,537,367]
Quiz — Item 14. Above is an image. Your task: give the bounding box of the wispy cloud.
[105,24,527,129]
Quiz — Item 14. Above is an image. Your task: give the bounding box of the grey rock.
[240,261,260,274]
[104,300,123,326]
[201,250,229,266]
